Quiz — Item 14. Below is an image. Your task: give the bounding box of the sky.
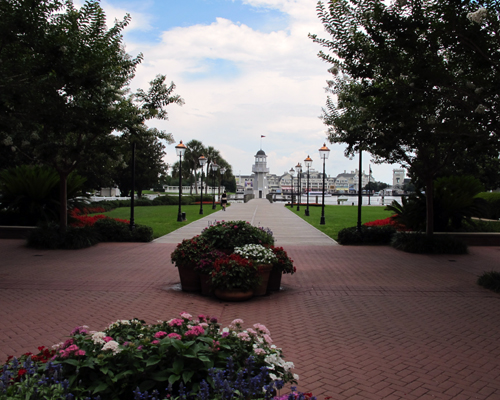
[77,0,401,184]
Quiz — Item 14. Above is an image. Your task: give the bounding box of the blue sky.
[87,0,399,184]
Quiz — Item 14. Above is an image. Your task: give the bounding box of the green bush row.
[474,192,500,220]
[337,226,468,254]
[27,219,153,250]
[93,194,214,211]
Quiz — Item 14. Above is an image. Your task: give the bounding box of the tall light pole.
[368,165,372,206]
[219,166,227,197]
[304,155,312,216]
[211,162,219,209]
[289,167,295,209]
[319,143,331,225]
[198,155,207,214]
[175,140,187,222]
[357,150,363,232]
[295,163,302,211]
[129,142,136,231]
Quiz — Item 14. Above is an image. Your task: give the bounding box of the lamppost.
[304,155,312,216]
[319,143,330,225]
[175,140,187,222]
[295,163,302,211]
[198,155,207,214]
[211,162,219,209]
[129,142,136,231]
[368,165,372,206]
[357,150,363,232]
[219,167,227,197]
[289,167,295,209]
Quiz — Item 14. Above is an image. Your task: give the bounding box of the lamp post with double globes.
[304,155,312,216]
[289,167,295,209]
[219,167,227,198]
[319,143,331,225]
[211,162,219,209]
[175,140,187,222]
[295,163,302,211]
[198,155,207,215]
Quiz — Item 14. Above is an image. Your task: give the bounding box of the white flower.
[52,342,64,350]
[30,132,39,140]
[91,331,107,345]
[283,361,295,371]
[269,373,278,381]
[293,373,300,380]
[467,8,488,24]
[102,340,121,355]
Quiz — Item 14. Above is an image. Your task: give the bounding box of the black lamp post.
[198,155,207,214]
[368,165,372,206]
[357,150,363,232]
[175,140,187,222]
[219,166,227,197]
[289,167,295,209]
[129,142,136,231]
[211,162,219,209]
[319,143,331,225]
[304,155,312,216]
[295,163,302,211]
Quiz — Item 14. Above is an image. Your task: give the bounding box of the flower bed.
[0,313,311,400]
[69,207,130,227]
[170,221,296,299]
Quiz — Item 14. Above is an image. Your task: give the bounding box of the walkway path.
[1,199,500,399]
[154,198,337,246]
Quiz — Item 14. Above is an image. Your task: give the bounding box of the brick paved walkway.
[1,201,500,399]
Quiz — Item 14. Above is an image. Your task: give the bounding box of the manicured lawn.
[96,205,220,238]
[286,204,393,240]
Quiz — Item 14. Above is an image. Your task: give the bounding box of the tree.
[184,140,206,195]
[363,181,388,192]
[310,0,500,235]
[0,1,183,231]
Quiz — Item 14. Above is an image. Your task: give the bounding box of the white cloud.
[99,0,398,184]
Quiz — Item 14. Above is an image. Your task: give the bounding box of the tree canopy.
[0,0,183,230]
[310,0,500,234]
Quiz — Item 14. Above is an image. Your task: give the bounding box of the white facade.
[250,149,270,198]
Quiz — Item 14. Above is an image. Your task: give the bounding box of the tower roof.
[256,149,266,156]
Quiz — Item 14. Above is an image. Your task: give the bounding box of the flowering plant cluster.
[270,247,296,275]
[364,216,407,230]
[171,236,213,268]
[200,220,275,252]
[69,207,129,228]
[211,254,260,291]
[1,314,298,400]
[234,244,278,265]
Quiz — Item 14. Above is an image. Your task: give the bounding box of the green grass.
[287,204,393,240]
[96,205,220,238]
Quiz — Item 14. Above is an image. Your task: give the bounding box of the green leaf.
[182,370,195,383]
[92,382,109,394]
[63,359,80,366]
[146,354,161,367]
[173,358,184,375]
[150,371,169,382]
[168,374,180,385]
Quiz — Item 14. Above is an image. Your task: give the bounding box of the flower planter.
[214,288,254,301]
[254,264,273,296]
[200,273,213,296]
[267,269,282,292]
[177,263,201,292]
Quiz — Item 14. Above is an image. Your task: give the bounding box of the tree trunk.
[425,176,434,236]
[59,173,68,233]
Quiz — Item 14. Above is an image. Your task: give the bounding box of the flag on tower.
[261,135,266,138]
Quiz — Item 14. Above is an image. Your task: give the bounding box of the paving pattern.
[1,199,500,399]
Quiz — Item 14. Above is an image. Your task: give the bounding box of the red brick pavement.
[1,239,500,399]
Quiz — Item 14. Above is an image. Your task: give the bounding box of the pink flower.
[169,318,184,327]
[180,312,192,320]
[151,340,160,345]
[75,350,86,356]
[198,314,206,321]
[263,334,273,345]
[229,319,244,331]
[62,339,74,348]
[221,332,230,338]
[199,322,208,328]
[154,331,168,339]
[254,348,266,355]
[246,328,257,336]
[237,332,251,341]
[185,325,205,337]
[167,333,182,340]
[253,323,270,335]
[103,336,114,343]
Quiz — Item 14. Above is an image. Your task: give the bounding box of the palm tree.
[184,140,205,194]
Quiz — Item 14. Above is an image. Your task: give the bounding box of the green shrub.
[26,222,63,249]
[391,232,468,254]
[93,218,132,242]
[474,192,500,219]
[477,271,500,293]
[131,224,154,242]
[200,220,274,252]
[337,225,396,245]
[61,226,100,249]
[135,198,153,207]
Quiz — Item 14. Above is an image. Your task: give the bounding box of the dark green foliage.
[151,196,178,206]
[477,271,500,293]
[131,225,154,242]
[385,194,426,232]
[474,192,500,220]
[93,219,132,242]
[391,232,468,254]
[0,165,87,225]
[337,226,396,245]
[60,226,100,249]
[26,222,64,249]
[200,220,274,252]
[134,198,153,207]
